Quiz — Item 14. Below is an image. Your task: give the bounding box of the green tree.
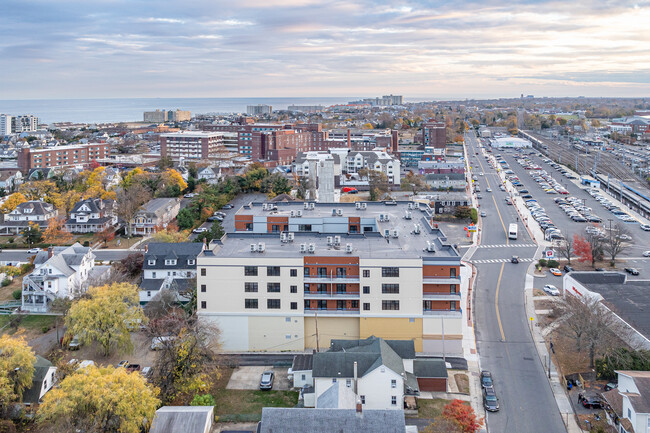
[176,208,198,230]
[157,156,174,170]
[21,222,43,246]
[65,283,146,356]
[194,222,224,245]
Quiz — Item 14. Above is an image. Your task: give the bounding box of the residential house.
[258,407,415,433]
[196,166,221,184]
[0,200,58,235]
[22,243,105,312]
[140,242,204,304]
[602,370,650,433]
[291,354,314,389]
[130,198,180,235]
[149,406,214,433]
[22,355,57,405]
[65,198,117,233]
[0,169,23,191]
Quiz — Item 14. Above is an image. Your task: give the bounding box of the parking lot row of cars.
[524,199,564,242]
[554,196,602,223]
[584,188,647,227]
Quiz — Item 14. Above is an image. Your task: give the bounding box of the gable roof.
[22,355,54,404]
[292,354,313,371]
[413,359,448,379]
[33,243,92,276]
[330,336,415,360]
[12,200,54,216]
[149,406,213,433]
[70,198,113,214]
[143,242,203,270]
[259,408,407,433]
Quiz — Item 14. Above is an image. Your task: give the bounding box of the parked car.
[580,397,603,409]
[563,265,575,273]
[483,388,500,412]
[117,361,140,372]
[481,211,487,217]
[640,224,650,231]
[184,193,197,198]
[141,367,153,379]
[543,285,560,296]
[260,371,275,390]
[604,382,618,391]
[27,248,41,254]
[222,204,234,209]
[480,370,494,390]
[644,251,650,257]
[549,268,562,276]
[192,227,208,234]
[625,268,640,275]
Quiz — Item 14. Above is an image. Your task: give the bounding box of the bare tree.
[604,222,632,265]
[584,231,605,267]
[116,184,151,237]
[558,231,574,265]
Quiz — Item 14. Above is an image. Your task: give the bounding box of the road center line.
[495,262,506,341]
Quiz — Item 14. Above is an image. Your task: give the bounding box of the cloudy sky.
[2,0,649,100]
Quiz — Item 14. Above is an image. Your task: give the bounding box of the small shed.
[414,359,448,392]
[149,406,214,433]
[291,354,313,388]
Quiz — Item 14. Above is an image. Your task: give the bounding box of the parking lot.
[226,366,292,391]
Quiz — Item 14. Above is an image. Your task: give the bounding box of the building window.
[450,284,457,294]
[391,396,397,405]
[267,266,281,277]
[267,299,281,309]
[382,267,399,277]
[360,395,365,404]
[290,285,297,293]
[332,378,337,383]
[148,260,156,266]
[165,259,177,266]
[382,300,400,311]
[200,284,206,293]
[450,301,457,310]
[290,269,298,277]
[450,268,457,278]
[200,301,206,309]
[363,270,370,278]
[245,223,253,231]
[245,299,258,309]
[382,284,399,294]
[336,267,346,277]
[346,379,352,387]
[245,282,258,292]
[336,284,346,293]
[317,283,327,293]
[317,267,327,277]
[244,266,258,276]
[304,300,311,309]
[271,224,280,233]
[391,379,397,388]
[304,267,310,277]
[267,283,281,293]
[298,224,312,232]
[363,303,370,311]
[290,302,297,310]
[363,286,370,294]
[200,268,206,276]
[188,259,195,265]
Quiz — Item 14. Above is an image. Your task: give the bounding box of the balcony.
[303,275,360,283]
[422,293,461,301]
[423,276,461,285]
[304,291,360,299]
[423,308,462,317]
[304,308,360,315]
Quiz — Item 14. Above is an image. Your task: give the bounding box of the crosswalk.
[470,257,535,264]
[477,243,537,249]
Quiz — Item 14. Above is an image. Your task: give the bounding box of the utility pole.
[315,309,320,352]
[549,337,553,379]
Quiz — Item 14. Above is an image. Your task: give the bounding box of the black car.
[511,256,519,264]
[564,265,575,273]
[480,370,494,389]
[259,371,274,390]
[483,388,500,412]
[580,397,603,409]
[625,267,640,275]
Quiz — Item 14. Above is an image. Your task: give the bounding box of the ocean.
[0,97,362,124]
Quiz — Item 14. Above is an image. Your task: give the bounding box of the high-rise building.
[420,121,447,148]
[160,131,226,160]
[0,115,12,136]
[144,109,191,123]
[197,201,463,354]
[12,115,38,133]
[247,105,273,116]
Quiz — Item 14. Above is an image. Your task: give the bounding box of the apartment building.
[144,109,191,123]
[12,115,39,133]
[0,114,12,136]
[160,131,226,160]
[17,143,110,172]
[247,105,273,116]
[197,201,463,354]
[420,121,446,149]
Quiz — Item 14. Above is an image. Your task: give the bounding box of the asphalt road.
[466,133,566,433]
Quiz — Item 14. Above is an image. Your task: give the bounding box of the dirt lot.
[59,331,160,369]
[227,366,291,391]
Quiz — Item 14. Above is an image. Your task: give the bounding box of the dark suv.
[483,388,500,412]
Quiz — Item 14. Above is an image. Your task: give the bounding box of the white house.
[22,355,57,404]
[197,166,221,184]
[22,243,99,312]
[65,198,117,233]
[0,200,58,235]
[0,170,23,191]
[602,370,650,433]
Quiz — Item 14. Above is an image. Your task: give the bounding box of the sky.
[1,0,649,100]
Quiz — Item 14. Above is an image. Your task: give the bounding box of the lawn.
[416,398,467,418]
[0,315,58,335]
[211,368,299,422]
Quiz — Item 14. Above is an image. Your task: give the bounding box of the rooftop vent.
[304,202,309,209]
[257,242,266,252]
[334,235,341,245]
[309,203,315,210]
[405,211,412,220]
[337,209,343,216]
[425,241,435,253]
[361,203,367,210]
[287,232,295,241]
[413,224,421,235]
[327,236,334,245]
[345,243,353,253]
[392,230,399,238]
[308,243,316,253]
[300,243,307,253]
[250,243,257,252]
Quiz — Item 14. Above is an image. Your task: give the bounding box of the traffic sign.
[545,250,555,259]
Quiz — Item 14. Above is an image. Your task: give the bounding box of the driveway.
[226,366,291,390]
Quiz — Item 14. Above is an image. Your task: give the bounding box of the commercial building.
[420,121,446,149]
[143,109,191,123]
[17,143,111,172]
[491,136,532,149]
[197,201,464,354]
[287,105,325,113]
[348,95,403,106]
[247,104,273,116]
[160,131,227,160]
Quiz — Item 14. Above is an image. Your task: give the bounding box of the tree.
[194,222,224,245]
[18,180,62,208]
[402,172,428,195]
[573,234,604,266]
[151,225,190,243]
[21,222,43,246]
[116,183,151,237]
[157,156,175,171]
[65,283,146,356]
[37,365,159,433]
[358,168,389,201]
[113,253,144,279]
[454,206,472,220]
[160,168,188,193]
[0,335,36,407]
[604,223,631,264]
[558,231,574,265]
[0,192,27,213]
[176,207,198,230]
[595,348,650,380]
[97,226,115,247]
[43,217,74,245]
[441,399,483,433]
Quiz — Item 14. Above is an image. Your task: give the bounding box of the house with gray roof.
[22,243,103,312]
[149,406,214,433]
[130,197,180,236]
[140,242,204,304]
[197,166,221,184]
[65,198,117,233]
[21,355,56,405]
[1,200,58,235]
[601,370,650,433]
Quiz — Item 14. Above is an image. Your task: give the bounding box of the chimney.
[144,244,148,253]
[203,237,208,250]
[356,397,363,417]
[353,361,358,394]
[47,246,54,259]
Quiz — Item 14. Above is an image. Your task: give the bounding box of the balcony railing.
[304,308,360,315]
[422,276,461,284]
[422,293,462,301]
[423,308,462,317]
[304,275,360,283]
[304,291,360,299]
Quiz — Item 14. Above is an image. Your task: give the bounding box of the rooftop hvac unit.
[392,230,399,238]
[309,203,315,210]
[356,202,361,209]
[405,211,412,220]
[384,214,390,221]
[297,210,302,217]
[337,209,343,216]
[271,205,278,210]
[332,209,337,216]
[262,203,268,210]
[379,214,385,222]
[287,232,295,241]
[250,243,257,252]
[345,243,353,253]
[304,202,309,209]
[408,202,414,209]
[361,203,367,209]
[334,235,341,245]
[414,202,420,209]
[426,241,435,253]
[414,224,421,234]
[308,243,316,253]
[384,229,390,237]
[300,243,307,253]
[257,242,266,252]
[281,233,287,242]
[290,210,296,217]
[327,236,334,245]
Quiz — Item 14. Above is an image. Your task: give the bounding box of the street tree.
[38,365,159,433]
[423,418,463,433]
[558,231,574,265]
[0,335,36,407]
[604,222,632,265]
[97,226,115,247]
[65,283,146,356]
[21,222,43,246]
[441,399,483,433]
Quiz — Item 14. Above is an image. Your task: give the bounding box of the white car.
[640,224,650,231]
[643,251,650,257]
[27,248,41,254]
[543,285,560,296]
[192,227,208,234]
